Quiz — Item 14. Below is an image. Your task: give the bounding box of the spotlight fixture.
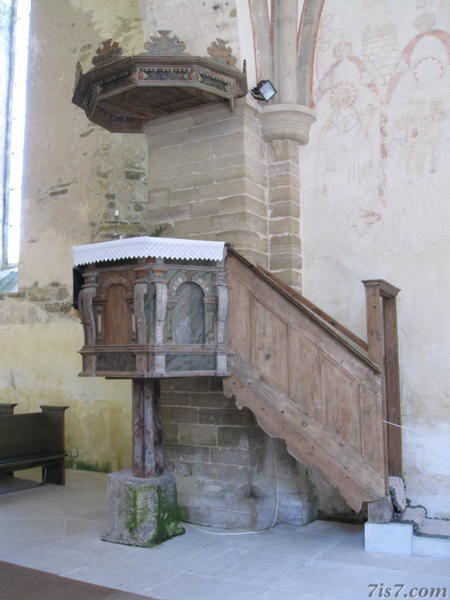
[250,80,277,102]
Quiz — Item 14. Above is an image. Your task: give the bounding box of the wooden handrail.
[256,265,368,351]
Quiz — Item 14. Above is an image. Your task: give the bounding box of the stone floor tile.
[211,547,308,586]
[64,555,190,594]
[0,517,65,540]
[2,541,103,576]
[0,536,61,560]
[277,560,450,599]
[319,535,450,577]
[182,522,345,557]
[147,570,268,600]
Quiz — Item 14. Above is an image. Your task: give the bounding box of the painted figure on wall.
[313,40,381,227]
[385,13,450,194]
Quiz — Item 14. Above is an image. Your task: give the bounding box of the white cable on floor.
[184,437,280,536]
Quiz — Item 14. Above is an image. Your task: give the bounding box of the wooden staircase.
[223,250,402,513]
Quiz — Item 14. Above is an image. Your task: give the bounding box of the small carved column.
[133,262,149,374]
[78,267,98,375]
[215,270,229,374]
[132,379,163,477]
[152,267,168,375]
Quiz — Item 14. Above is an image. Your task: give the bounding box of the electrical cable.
[383,420,446,438]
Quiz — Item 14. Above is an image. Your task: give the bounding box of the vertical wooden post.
[132,379,164,478]
[363,280,402,477]
[363,282,384,367]
[0,403,19,477]
[0,403,17,416]
[382,292,402,476]
[40,405,69,484]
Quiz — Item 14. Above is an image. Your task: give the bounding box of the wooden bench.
[0,404,68,485]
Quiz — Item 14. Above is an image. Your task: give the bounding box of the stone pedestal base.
[102,470,184,547]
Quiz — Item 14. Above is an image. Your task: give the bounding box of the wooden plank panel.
[257,265,368,351]
[224,357,387,511]
[226,252,388,509]
[228,255,379,384]
[250,296,289,394]
[322,360,362,453]
[361,386,385,473]
[289,329,324,422]
[228,275,251,361]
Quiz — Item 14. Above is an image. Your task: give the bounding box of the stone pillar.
[257,1,316,290]
[144,99,269,268]
[267,139,302,289]
[273,0,298,105]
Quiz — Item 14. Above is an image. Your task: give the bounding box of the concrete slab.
[364,522,413,555]
[413,535,450,559]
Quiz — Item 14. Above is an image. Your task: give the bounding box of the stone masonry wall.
[161,376,317,529]
[145,99,269,268]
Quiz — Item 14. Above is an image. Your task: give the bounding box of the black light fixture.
[250,80,277,102]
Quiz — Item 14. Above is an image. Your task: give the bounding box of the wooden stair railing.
[224,250,401,513]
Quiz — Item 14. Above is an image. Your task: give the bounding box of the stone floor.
[0,469,449,600]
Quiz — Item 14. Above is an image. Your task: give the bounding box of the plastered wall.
[302,0,450,518]
[0,0,150,472]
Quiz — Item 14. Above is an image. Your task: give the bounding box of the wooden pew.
[0,405,68,485]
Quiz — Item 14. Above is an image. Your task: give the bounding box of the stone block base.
[365,522,450,558]
[102,470,184,547]
[365,522,413,555]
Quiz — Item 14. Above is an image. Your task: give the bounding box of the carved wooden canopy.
[72,53,248,133]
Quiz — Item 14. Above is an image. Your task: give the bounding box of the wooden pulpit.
[72,236,228,545]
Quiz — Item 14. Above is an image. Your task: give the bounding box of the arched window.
[0,0,30,287]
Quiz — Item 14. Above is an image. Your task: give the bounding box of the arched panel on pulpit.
[103,284,131,345]
[173,282,205,345]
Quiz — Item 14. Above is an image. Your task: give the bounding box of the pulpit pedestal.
[102,380,184,547]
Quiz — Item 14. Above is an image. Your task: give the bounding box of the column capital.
[261,103,316,145]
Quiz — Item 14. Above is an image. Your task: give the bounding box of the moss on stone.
[66,458,112,473]
[154,485,185,545]
[122,481,184,547]
[124,485,152,537]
